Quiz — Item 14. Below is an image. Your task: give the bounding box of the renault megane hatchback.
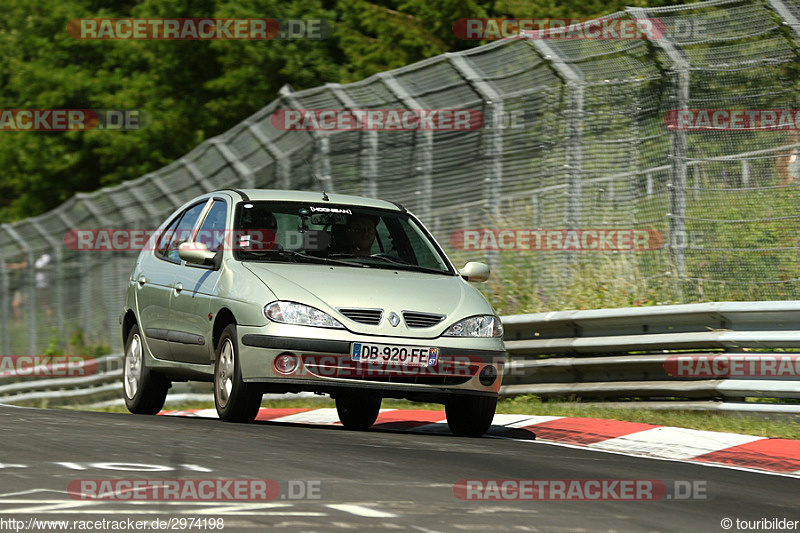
[121,189,506,437]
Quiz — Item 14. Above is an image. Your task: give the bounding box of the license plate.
[351,343,439,367]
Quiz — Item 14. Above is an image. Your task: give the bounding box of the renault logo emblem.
[388,312,401,327]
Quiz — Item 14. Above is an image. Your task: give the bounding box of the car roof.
[220,189,404,212]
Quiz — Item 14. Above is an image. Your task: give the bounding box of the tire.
[335,393,381,430]
[214,324,262,422]
[123,324,169,415]
[445,395,497,437]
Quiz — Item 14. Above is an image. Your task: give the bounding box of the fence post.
[148,173,185,208]
[80,252,91,335]
[242,117,292,190]
[765,0,800,39]
[102,186,156,351]
[327,83,379,199]
[210,139,257,189]
[279,85,334,193]
[125,183,163,220]
[362,131,378,199]
[666,72,689,297]
[3,226,36,355]
[630,7,688,298]
[317,136,332,191]
[528,40,584,280]
[30,220,64,342]
[75,195,115,340]
[669,74,689,285]
[379,72,432,220]
[179,157,215,193]
[0,230,11,356]
[447,53,504,272]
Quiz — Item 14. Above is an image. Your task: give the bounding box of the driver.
[344,215,377,256]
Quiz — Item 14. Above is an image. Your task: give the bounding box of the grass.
[79,394,800,440]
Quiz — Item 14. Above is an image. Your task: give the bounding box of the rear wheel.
[123,324,169,415]
[335,393,381,430]
[215,324,262,422]
[445,395,497,437]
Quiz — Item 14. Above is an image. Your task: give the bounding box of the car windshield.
[233,201,453,275]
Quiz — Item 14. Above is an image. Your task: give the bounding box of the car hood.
[242,262,494,336]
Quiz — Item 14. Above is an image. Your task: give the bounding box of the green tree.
[0,0,695,222]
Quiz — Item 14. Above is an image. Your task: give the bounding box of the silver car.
[121,189,505,436]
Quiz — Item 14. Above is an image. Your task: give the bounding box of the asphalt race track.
[0,404,797,532]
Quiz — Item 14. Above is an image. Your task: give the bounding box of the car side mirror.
[459,261,490,282]
[178,242,218,269]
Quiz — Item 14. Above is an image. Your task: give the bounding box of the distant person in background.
[777,130,800,184]
[34,253,53,321]
[5,248,28,324]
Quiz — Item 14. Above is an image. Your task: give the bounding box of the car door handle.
[174,282,183,295]
[137,275,146,287]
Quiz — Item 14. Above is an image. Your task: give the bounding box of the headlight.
[443,315,503,337]
[264,301,344,329]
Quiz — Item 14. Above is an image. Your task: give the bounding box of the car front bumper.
[236,325,506,400]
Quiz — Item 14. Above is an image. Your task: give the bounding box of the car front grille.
[346,375,473,386]
[403,312,445,328]
[338,308,383,325]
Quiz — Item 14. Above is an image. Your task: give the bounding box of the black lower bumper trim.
[243,377,497,400]
[241,335,350,354]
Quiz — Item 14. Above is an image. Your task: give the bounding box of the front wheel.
[214,324,262,422]
[123,324,169,415]
[445,395,497,437]
[335,393,381,430]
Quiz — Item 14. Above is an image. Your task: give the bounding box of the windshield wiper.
[243,249,364,267]
[364,254,411,266]
[328,253,448,274]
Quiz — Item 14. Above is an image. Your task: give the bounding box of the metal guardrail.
[500,302,800,413]
[502,301,800,354]
[0,354,123,406]
[1,302,799,414]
